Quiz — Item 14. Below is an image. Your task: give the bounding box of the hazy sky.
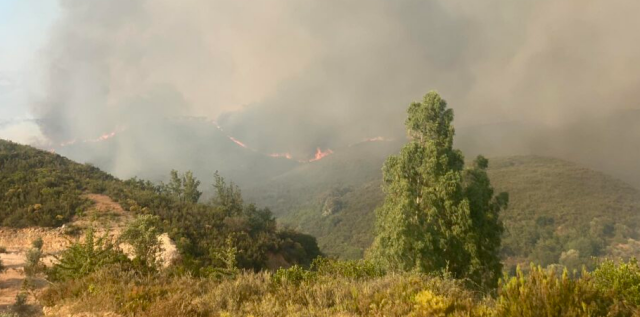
[0,0,58,143]
[2,0,640,187]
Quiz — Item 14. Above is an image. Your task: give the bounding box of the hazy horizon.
[2,0,640,187]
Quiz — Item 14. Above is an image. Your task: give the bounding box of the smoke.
[30,0,640,185]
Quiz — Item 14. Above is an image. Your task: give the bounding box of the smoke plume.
[30,0,640,185]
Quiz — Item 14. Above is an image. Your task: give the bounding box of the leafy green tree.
[182,171,202,203]
[120,215,163,270]
[211,171,243,216]
[167,170,183,199]
[463,156,508,288]
[369,91,507,289]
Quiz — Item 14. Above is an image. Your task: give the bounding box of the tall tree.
[211,171,244,216]
[167,170,183,199]
[369,91,507,289]
[463,155,508,288]
[182,171,202,204]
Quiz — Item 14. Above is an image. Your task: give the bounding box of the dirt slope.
[0,194,163,313]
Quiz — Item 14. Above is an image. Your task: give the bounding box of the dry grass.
[40,266,489,317]
[40,260,640,317]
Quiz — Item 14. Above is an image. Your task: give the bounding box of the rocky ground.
[0,194,178,316]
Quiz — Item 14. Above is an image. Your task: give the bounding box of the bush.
[23,247,43,277]
[272,258,384,285]
[42,264,486,317]
[40,259,640,317]
[495,264,631,316]
[203,237,239,279]
[119,215,163,271]
[48,228,130,282]
[0,140,321,274]
[272,265,314,285]
[311,257,385,279]
[12,292,29,315]
[593,258,640,307]
[31,237,43,250]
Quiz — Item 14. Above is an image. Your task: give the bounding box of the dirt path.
[0,194,128,312]
[84,194,124,212]
[0,194,179,315]
[0,251,27,311]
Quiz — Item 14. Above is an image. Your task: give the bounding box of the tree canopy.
[369,91,507,289]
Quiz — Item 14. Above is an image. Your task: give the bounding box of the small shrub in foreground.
[47,228,130,282]
[592,258,640,307]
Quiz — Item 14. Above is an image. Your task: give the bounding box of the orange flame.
[269,152,293,159]
[52,126,126,149]
[88,131,117,143]
[309,148,333,162]
[348,136,394,147]
[229,136,248,148]
[59,139,78,147]
[209,119,334,163]
[211,120,249,148]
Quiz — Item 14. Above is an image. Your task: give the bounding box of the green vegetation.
[12,292,29,316]
[3,85,640,314]
[39,258,640,316]
[0,139,321,273]
[48,228,130,282]
[24,238,44,278]
[162,170,202,204]
[369,92,506,289]
[488,156,640,271]
[120,215,164,270]
[246,151,640,269]
[0,140,106,227]
[592,258,640,306]
[243,141,399,258]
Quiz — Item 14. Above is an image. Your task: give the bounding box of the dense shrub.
[496,266,604,316]
[41,266,484,317]
[311,257,384,279]
[496,260,640,317]
[107,172,322,273]
[47,228,130,282]
[593,258,640,307]
[41,259,640,316]
[119,215,163,270]
[0,140,105,227]
[24,238,44,277]
[272,258,384,286]
[0,139,321,273]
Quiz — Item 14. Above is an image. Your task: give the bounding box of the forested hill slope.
[245,148,640,269]
[488,155,640,231]
[0,139,117,227]
[0,139,321,271]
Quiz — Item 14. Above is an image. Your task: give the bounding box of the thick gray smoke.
[31,0,640,185]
